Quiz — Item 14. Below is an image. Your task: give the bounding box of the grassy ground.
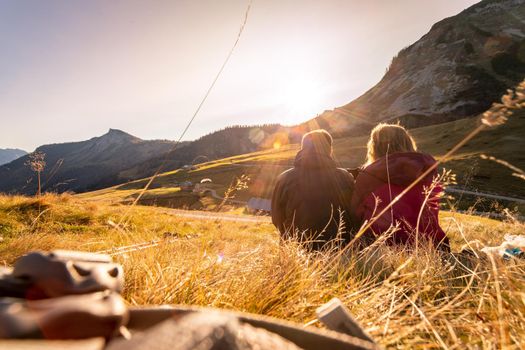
[80,112,525,215]
[1,193,524,348]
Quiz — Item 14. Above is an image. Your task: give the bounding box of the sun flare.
[281,79,326,125]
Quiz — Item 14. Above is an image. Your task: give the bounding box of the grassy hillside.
[1,194,524,348]
[81,112,525,214]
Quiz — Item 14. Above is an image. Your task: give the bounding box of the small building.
[193,179,215,195]
[246,197,272,213]
[180,181,193,191]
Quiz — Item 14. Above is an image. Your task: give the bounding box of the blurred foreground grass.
[0,193,524,348]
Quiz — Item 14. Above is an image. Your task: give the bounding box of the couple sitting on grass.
[271,124,450,252]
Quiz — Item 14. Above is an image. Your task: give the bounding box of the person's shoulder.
[335,167,352,175]
[335,167,355,181]
[345,167,363,179]
[276,167,297,182]
[420,152,438,163]
[398,152,438,169]
[393,151,436,163]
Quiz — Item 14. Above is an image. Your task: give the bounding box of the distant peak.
[0,148,27,153]
[107,128,129,135]
[99,128,142,142]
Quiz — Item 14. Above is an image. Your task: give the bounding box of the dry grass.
[1,193,524,348]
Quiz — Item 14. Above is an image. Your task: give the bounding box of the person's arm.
[346,167,362,179]
[337,169,356,232]
[347,169,369,232]
[271,173,287,234]
[340,170,355,207]
[429,180,451,253]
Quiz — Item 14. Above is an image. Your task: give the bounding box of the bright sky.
[0,0,479,151]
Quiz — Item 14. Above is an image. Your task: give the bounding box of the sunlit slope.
[324,0,525,132]
[337,111,525,198]
[81,112,525,205]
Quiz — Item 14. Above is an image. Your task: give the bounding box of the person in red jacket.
[351,123,450,252]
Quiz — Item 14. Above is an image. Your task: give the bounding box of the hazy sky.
[1,0,479,151]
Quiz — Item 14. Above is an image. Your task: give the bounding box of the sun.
[281,79,326,125]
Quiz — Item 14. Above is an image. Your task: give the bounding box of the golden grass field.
[1,193,524,348]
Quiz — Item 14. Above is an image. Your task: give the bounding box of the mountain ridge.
[0,148,27,166]
[0,129,176,194]
[311,0,525,135]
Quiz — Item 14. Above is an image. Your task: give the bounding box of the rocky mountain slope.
[0,130,175,194]
[314,0,525,134]
[0,149,27,166]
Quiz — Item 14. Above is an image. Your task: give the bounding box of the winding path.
[445,187,525,204]
[160,208,271,223]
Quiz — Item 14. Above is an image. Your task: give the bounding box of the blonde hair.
[366,123,417,164]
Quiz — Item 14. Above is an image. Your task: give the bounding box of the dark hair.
[301,129,333,155]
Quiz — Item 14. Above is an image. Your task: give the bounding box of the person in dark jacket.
[271,129,355,251]
[351,123,450,252]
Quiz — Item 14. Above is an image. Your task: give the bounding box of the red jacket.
[351,152,449,251]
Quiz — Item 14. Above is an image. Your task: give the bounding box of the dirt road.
[445,187,525,204]
[161,208,271,223]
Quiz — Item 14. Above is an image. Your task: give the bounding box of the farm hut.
[247,197,272,213]
[180,181,193,191]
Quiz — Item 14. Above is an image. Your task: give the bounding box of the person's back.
[351,124,449,251]
[271,130,355,251]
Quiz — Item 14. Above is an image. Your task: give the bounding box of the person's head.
[366,123,417,164]
[301,129,333,155]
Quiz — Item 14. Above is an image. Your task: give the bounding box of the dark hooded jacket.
[271,150,355,250]
[351,152,449,251]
